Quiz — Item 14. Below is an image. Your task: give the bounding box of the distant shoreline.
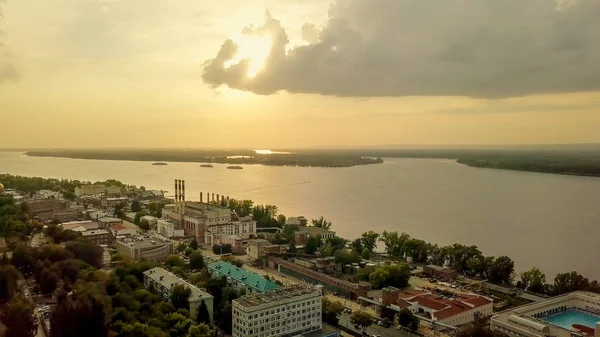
[24,150,384,168]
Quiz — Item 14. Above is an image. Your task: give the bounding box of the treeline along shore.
[24,149,384,168]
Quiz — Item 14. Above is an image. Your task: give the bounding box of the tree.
[277,214,286,226]
[0,295,36,337]
[351,238,363,253]
[304,236,321,255]
[487,256,514,285]
[350,310,373,330]
[148,202,160,217]
[131,200,142,213]
[196,300,210,325]
[177,243,187,254]
[361,248,371,260]
[184,247,194,257]
[40,271,59,294]
[51,291,109,337]
[65,240,104,268]
[114,203,126,219]
[170,285,191,310]
[398,308,419,331]
[322,298,343,326]
[311,216,332,230]
[367,264,411,290]
[552,271,590,295]
[187,323,213,337]
[134,212,142,225]
[361,230,379,253]
[520,267,547,294]
[189,250,205,270]
[166,255,185,268]
[321,241,334,257]
[139,219,150,231]
[190,238,198,250]
[10,244,36,274]
[212,244,232,255]
[0,265,21,302]
[287,242,297,254]
[334,249,360,265]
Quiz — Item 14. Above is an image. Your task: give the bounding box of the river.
[1,151,599,280]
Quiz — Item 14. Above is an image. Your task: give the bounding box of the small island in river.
[227,166,243,170]
[152,162,168,166]
[199,164,214,168]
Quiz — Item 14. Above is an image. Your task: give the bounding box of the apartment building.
[143,267,214,322]
[74,185,123,197]
[208,261,280,294]
[294,227,336,244]
[205,216,256,246]
[25,198,66,221]
[232,284,323,337]
[81,229,114,246]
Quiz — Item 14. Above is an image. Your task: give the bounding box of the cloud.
[202,0,600,98]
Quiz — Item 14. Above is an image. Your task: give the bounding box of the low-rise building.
[295,227,335,244]
[101,197,129,208]
[208,261,280,294]
[140,215,158,228]
[247,239,270,261]
[285,216,307,226]
[97,216,123,228]
[110,223,138,237]
[383,288,493,327]
[53,209,79,222]
[81,229,113,246]
[143,267,214,322]
[423,265,458,280]
[25,198,66,221]
[61,220,100,232]
[204,216,256,246]
[232,284,324,337]
[156,219,184,238]
[116,236,173,261]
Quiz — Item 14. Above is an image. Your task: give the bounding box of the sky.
[1,0,600,149]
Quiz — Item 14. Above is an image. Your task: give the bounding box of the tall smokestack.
[227,196,230,208]
[200,192,203,203]
[212,193,215,204]
[174,179,179,213]
[182,180,185,215]
[217,194,220,206]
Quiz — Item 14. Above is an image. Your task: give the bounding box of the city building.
[101,197,129,208]
[111,223,138,237]
[491,291,600,337]
[383,288,493,326]
[81,229,113,246]
[163,201,232,244]
[24,198,66,221]
[267,256,368,300]
[247,239,271,261]
[143,267,214,322]
[285,216,307,226]
[294,227,336,244]
[97,216,123,228]
[140,215,158,227]
[115,236,173,261]
[156,219,184,238]
[52,209,79,222]
[208,261,280,294]
[423,264,458,280]
[61,220,100,232]
[204,216,256,246]
[74,185,123,197]
[232,284,324,337]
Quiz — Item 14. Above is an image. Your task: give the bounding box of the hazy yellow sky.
[1,0,599,148]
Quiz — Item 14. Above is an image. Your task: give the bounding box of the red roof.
[396,292,492,321]
[111,224,126,231]
[399,289,430,299]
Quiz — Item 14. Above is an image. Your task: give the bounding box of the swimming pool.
[544,309,600,329]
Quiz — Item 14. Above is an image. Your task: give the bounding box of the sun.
[224,34,272,78]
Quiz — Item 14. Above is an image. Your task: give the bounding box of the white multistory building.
[232,284,323,337]
[205,216,256,246]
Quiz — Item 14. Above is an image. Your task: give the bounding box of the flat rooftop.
[297,226,335,235]
[119,236,171,249]
[82,229,110,236]
[298,323,340,337]
[144,267,213,302]
[234,284,320,308]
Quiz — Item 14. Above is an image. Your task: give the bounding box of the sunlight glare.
[224,34,272,78]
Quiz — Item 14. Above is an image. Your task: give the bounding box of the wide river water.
[1,151,599,280]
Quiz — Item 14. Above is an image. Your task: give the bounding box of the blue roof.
[208,261,280,292]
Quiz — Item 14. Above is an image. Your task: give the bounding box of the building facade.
[156,219,184,238]
[423,265,458,280]
[74,185,123,197]
[25,198,66,221]
[143,267,214,322]
[162,202,232,243]
[81,229,114,246]
[116,237,173,261]
[208,261,280,294]
[232,284,323,337]
[248,239,271,261]
[294,227,336,245]
[204,216,256,246]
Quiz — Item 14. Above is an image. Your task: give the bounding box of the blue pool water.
[544,310,600,329]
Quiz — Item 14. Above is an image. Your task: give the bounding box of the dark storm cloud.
[0,2,18,84]
[202,0,600,98]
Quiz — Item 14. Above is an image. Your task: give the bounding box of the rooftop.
[119,236,171,249]
[82,229,110,236]
[98,217,122,223]
[143,267,213,302]
[208,261,280,292]
[234,283,320,308]
[297,323,340,337]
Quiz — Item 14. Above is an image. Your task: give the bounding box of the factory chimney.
[200,192,203,204]
[174,179,179,213]
[182,180,186,215]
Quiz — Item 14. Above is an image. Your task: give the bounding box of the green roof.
[208,261,280,292]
